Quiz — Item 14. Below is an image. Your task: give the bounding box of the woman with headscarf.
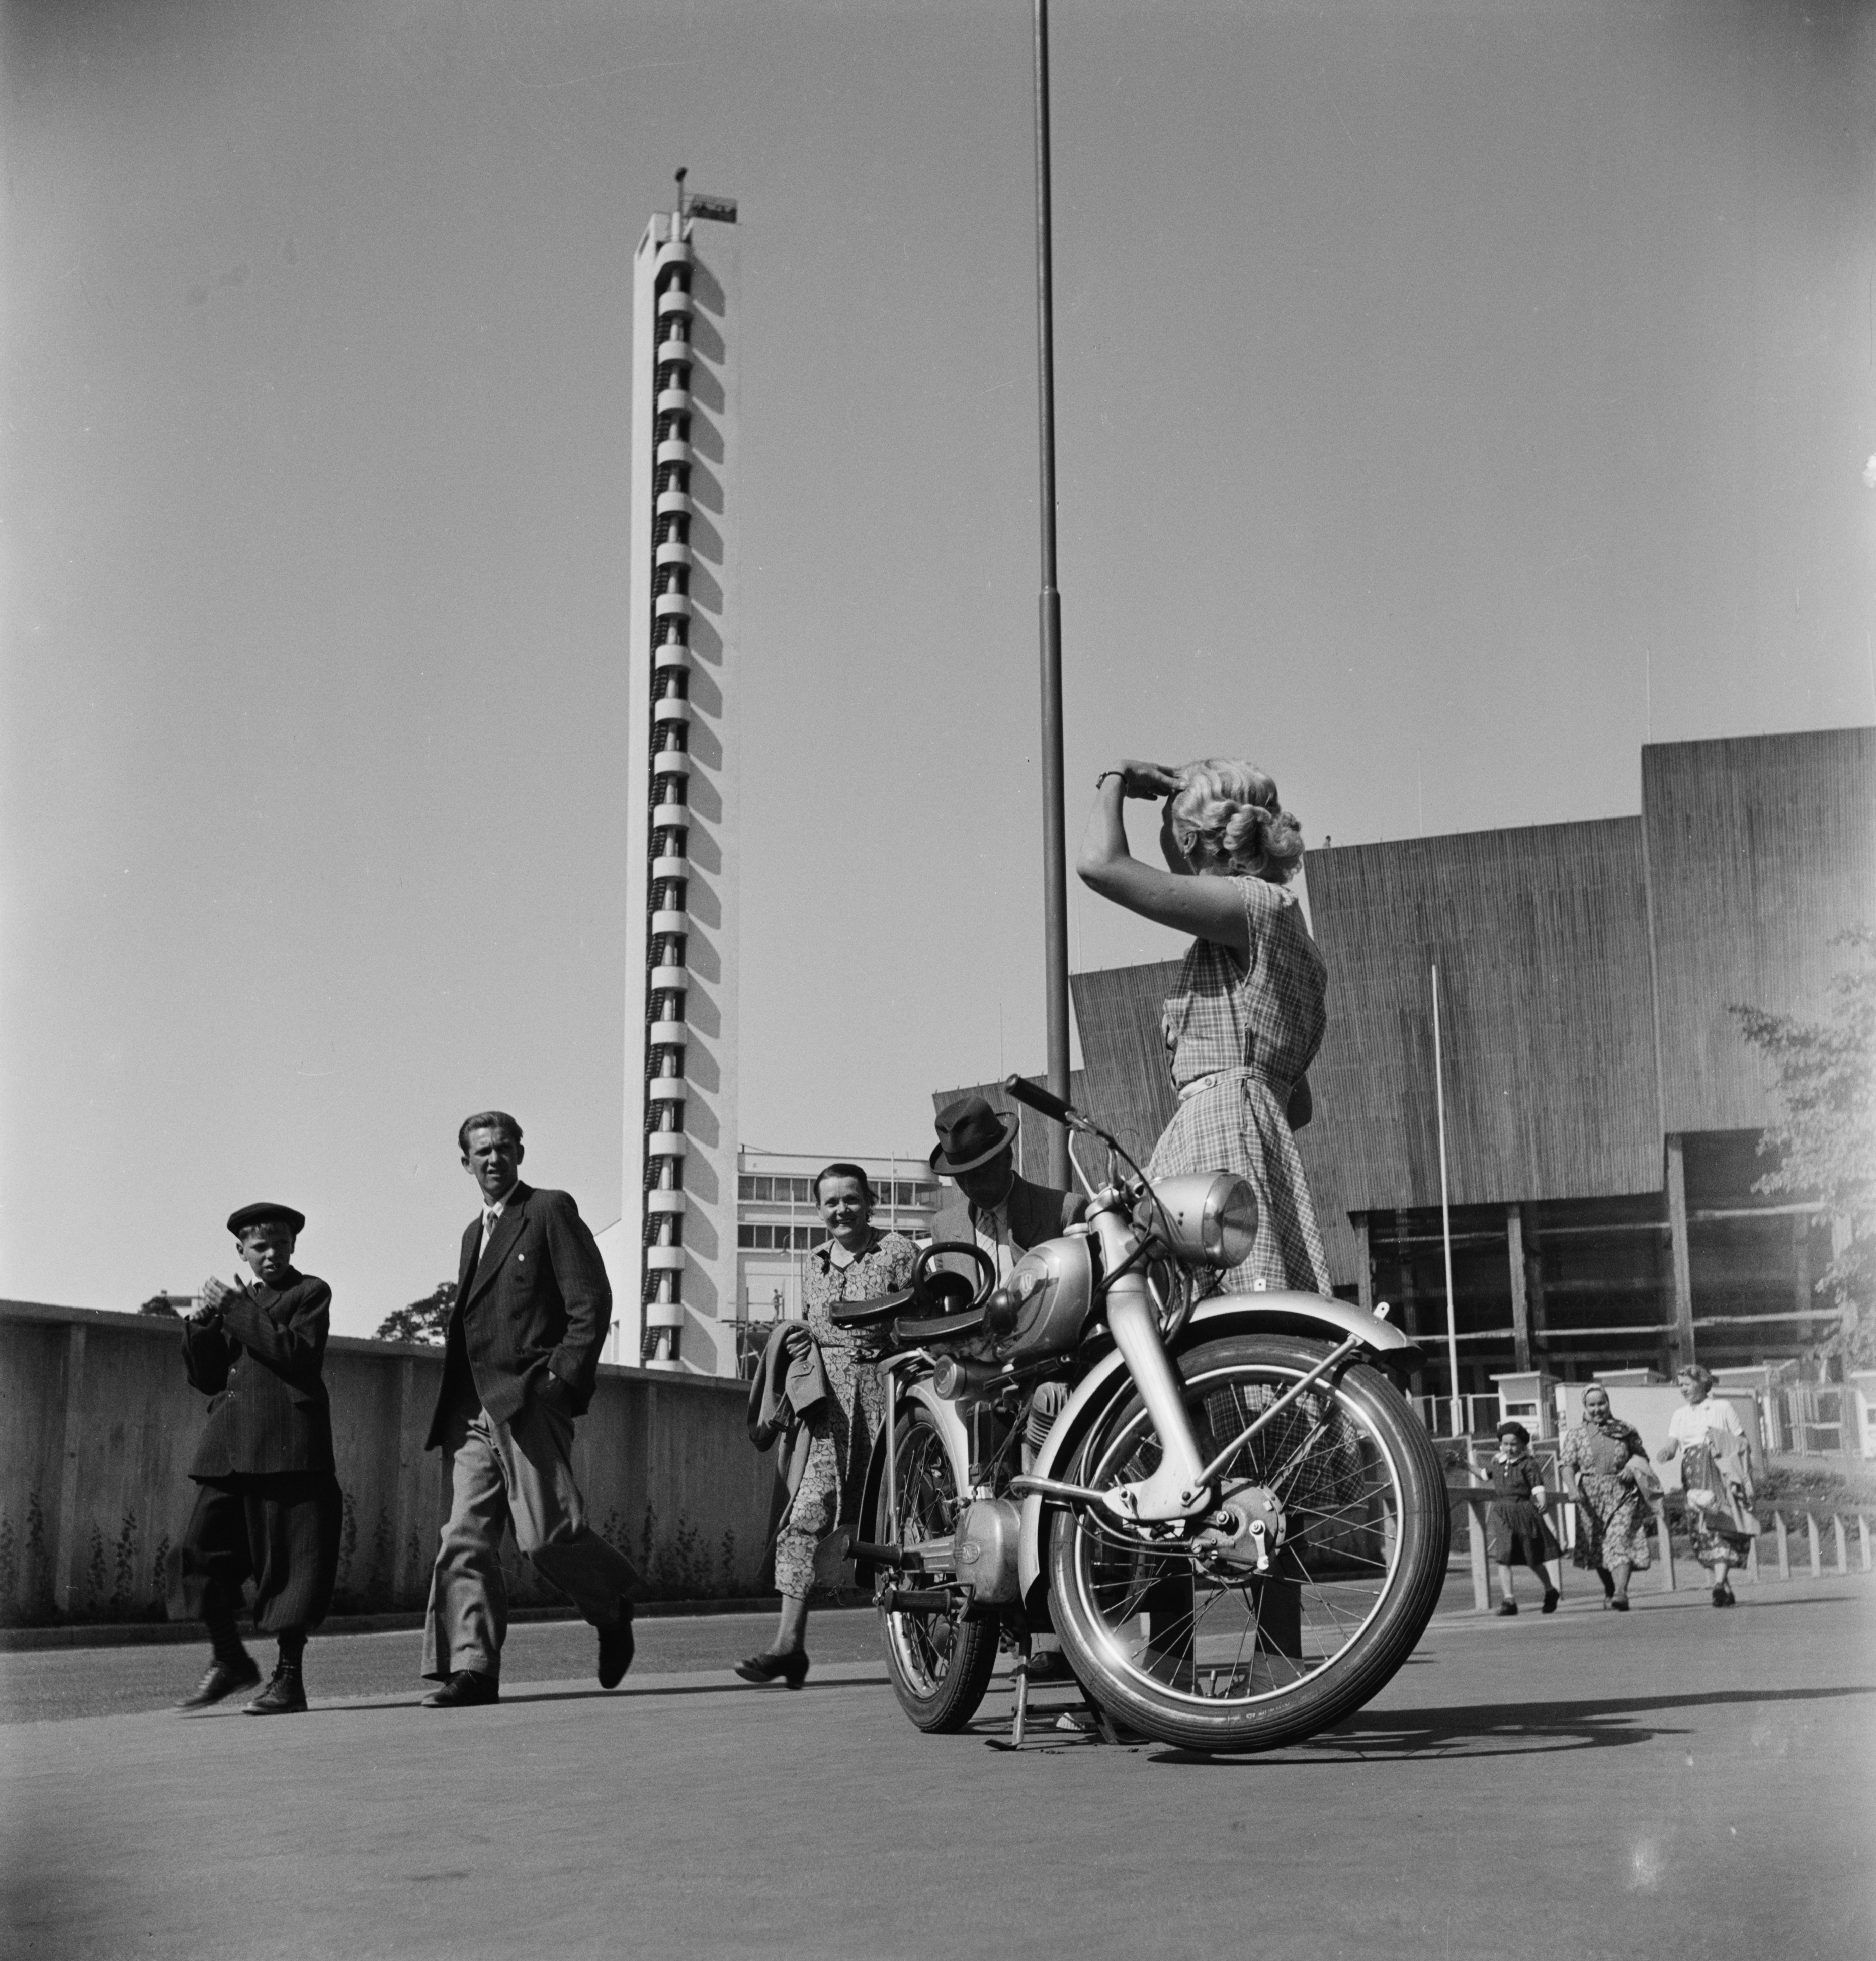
[1077,757,1330,1294]
[1656,1363,1756,1607]
[737,1162,916,1686]
[1558,1382,1652,1611]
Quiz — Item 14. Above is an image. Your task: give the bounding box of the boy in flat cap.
[170,1202,343,1715]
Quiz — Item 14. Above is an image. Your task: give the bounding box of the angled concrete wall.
[0,1300,777,1626]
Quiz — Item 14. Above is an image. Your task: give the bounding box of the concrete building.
[951,729,1872,1426]
[595,188,742,1377]
[733,1150,941,1371]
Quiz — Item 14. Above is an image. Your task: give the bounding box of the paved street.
[4,1576,1871,1960]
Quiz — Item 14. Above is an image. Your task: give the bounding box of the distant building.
[733,1151,941,1364]
[595,185,742,1377]
[946,729,1873,1422]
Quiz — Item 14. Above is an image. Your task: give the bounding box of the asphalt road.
[3,1575,1871,1960]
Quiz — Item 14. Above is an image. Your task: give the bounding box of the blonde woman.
[1078,758,1331,1295]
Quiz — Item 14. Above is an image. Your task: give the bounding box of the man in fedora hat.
[172,1201,343,1717]
[929,1094,1087,1281]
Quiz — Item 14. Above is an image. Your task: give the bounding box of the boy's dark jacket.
[181,1271,335,1478]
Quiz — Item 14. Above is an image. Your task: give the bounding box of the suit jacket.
[970,1173,1088,1257]
[427,1182,612,1449]
[182,1270,336,1479]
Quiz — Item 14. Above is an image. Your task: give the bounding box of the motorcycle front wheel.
[1048,1334,1448,1753]
[875,1402,999,1733]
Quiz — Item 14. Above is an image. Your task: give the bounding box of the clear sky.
[4,0,1872,1334]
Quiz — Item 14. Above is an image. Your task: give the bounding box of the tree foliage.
[1731,926,1875,1364]
[374,1282,457,1346]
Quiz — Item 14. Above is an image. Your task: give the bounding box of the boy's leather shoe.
[598,1601,636,1690]
[243,1662,307,1715]
[178,1654,263,1710]
[422,1670,500,1708]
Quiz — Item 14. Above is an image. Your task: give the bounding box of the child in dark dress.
[1487,1421,1561,1617]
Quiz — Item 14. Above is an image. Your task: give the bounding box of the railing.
[1419,1393,1503,1438]
[1444,1481,1874,1611]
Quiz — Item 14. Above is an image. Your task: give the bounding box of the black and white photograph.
[2,3,1872,1956]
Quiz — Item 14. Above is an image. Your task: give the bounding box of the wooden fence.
[0,1300,779,1626]
[1446,1482,1873,1610]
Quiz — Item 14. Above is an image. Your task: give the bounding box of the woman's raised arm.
[1076,765,1251,952]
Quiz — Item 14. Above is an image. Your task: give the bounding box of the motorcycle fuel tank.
[952,1497,1022,1606]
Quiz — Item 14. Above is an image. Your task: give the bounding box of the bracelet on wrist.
[1095,769,1126,792]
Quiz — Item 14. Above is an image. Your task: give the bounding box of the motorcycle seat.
[828,1288,913,1328]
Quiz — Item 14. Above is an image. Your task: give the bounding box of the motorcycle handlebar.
[1002,1074,1078,1126]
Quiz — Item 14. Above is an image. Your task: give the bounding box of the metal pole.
[1033,0,1072,1190]
[1432,964,1461,1436]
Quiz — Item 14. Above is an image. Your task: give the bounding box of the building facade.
[596,191,742,1376]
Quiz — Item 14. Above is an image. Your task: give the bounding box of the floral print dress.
[1558,1417,1652,1572]
[773,1227,917,1602]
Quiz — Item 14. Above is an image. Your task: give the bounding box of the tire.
[1048,1334,1448,1753]
[876,1402,999,1733]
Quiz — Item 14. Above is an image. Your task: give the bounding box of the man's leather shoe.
[178,1654,263,1711]
[422,1670,500,1708]
[243,1662,307,1715]
[598,1601,635,1690]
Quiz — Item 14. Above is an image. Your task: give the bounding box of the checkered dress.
[1147,877,1332,1294]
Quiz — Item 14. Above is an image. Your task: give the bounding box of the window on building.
[738,1176,755,1200]
[736,1224,755,1248]
[794,1225,816,1249]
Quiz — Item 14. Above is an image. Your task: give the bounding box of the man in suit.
[929,1094,1088,1279]
[421,1110,641,1708]
[930,1096,1088,1689]
[173,1201,343,1717]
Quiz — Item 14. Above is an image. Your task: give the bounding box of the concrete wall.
[0,1300,777,1626]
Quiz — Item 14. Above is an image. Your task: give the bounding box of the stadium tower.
[606,181,741,1374]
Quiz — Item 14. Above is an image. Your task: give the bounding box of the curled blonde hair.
[1168,758,1305,880]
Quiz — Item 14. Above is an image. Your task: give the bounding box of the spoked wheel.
[1049,1335,1448,1753]
[876,1403,999,1733]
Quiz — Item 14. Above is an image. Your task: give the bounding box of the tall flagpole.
[1033,0,1072,1189]
[1431,963,1461,1436]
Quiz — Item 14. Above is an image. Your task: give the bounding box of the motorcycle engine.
[951,1497,1022,1606]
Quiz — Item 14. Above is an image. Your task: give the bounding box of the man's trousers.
[170,1472,343,1643]
[422,1399,642,1681]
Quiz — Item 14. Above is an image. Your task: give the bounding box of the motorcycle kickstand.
[986,1658,1032,1752]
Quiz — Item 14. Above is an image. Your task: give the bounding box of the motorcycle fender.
[852,1372,971,1589]
[1015,1291,1422,1608]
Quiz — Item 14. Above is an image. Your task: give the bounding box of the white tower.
[607,184,741,1375]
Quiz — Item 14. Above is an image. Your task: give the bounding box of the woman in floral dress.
[1656,1363,1756,1608]
[1078,757,1331,1293]
[736,1164,917,1685]
[1558,1382,1652,1610]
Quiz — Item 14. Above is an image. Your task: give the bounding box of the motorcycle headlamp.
[1137,1173,1259,1270]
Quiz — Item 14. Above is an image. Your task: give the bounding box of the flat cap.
[226,1201,306,1237]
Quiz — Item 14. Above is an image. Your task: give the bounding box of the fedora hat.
[929,1095,1019,1176]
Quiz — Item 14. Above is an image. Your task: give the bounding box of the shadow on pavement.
[1147,1681,1876,1766]
[305,1673,892,1715]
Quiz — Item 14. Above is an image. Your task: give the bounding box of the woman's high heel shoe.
[734,1651,810,1689]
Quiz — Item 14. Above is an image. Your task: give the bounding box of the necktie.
[482,1207,500,1252]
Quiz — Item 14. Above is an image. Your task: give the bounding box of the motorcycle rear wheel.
[875,1403,999,1733]
[1048,1334,1448,1753]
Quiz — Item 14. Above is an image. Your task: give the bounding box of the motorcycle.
[833,1075,1448,1754]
